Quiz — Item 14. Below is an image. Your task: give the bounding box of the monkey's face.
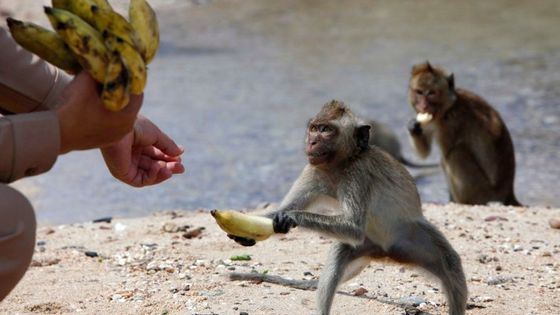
[408,72,455,120]
[305,122,338,166]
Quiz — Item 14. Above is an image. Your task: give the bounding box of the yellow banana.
[6,18,81,74]
[44,6,109,83]
[104,33,146,94]
[211,210,274,241]
[129,0,159,64]
[52,0,112,11]
[53,0,142,52]
[101,51,130,111]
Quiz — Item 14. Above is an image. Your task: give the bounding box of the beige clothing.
[0,26,70,183]
[1,26,70,301]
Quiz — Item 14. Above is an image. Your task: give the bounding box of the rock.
[182,227,205,239]
[399,296,428,306]
[549,218,560,229]
[484,215,508,222]
[37,240,46,246]
[352,287,368,296]
[162,222,178,233]
[85,251,98,258]
[92,217,112,223]
[486,275,511,285]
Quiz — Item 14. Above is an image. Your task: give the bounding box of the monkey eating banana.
[6,0,160,111]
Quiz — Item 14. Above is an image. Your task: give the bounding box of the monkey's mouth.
[307,151,330,165]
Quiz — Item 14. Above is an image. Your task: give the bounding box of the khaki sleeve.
[0,111,60,183]
[0,27,71,114]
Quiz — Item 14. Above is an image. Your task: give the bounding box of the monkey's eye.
[318,125,333,133]
[414,89,423,95]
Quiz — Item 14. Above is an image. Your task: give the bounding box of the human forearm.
[0,112,60,183]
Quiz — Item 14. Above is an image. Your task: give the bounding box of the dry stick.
[228,272,444,314]
[228,272,318,290]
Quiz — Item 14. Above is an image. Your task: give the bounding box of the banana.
[52,0,112,11]
[44,6,109,83]
[211,210,274,241]
[101,51,130,111]
[129,0,159,64]
[416,112,433,125]
[53,0,142,52]
[6,18,81,74]
[104,33,146,94]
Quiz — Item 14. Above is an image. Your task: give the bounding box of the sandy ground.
[1,204,559,315]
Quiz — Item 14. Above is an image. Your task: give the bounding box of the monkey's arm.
[288,211,365,245]
[265,167,332,216]
[407,119,433,159]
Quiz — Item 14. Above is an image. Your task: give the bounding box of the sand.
[1,204,559,315]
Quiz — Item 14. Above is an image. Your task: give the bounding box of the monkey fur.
[230,100,467,315]
[407,61,521,206]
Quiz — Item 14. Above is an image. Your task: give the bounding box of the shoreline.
[2,204,559,314]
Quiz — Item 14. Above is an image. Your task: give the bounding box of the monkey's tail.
[399,157,439,169]
[418,221,468,315]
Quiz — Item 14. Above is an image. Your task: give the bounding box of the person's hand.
[55,72,142,154]
[100,115,185,187]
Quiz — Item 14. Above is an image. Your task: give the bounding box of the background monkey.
[367,119,438,169]
[407,61,521,206]
[229,100,467,315]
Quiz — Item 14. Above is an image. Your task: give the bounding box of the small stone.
[93,217,112,223]
[352,287,368,296]
[495,265,503,271]
[85,251,98,258]
[183,227,205,239]
[162,222,178,233]
[549,218,560,229]
[37,240,46,246]
[240,312,249,315]
[399,296,428,306]
[486,275,511,285]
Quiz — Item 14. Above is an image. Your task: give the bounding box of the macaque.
[229,100,467,315]
[407,61,521,206]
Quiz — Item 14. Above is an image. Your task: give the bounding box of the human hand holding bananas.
[211,210,298,246]
[6,0,159,111]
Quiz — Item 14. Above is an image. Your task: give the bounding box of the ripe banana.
[416,112,433,125]
[44,6,109,83]
[53,0,142,52]
[211,210,274,241]
[129,0,160,64]
[101,51,130,111]
[104,33,146,94]
[52,0,112,11]
[6,18,81,74]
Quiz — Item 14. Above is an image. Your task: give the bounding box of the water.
[11,0,560,224]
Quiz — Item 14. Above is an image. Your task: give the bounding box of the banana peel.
[211,210,274,241]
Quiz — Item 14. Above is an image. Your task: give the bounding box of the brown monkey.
[229,101,467,315]
[407,61,521,206]
[367,120,438,169]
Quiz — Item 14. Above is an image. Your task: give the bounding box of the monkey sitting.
[407,61,521,206]
[229,100,467,315]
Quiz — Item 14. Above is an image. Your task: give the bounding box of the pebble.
[486,275,511,285]
[549,218,560,229]
[92,217,112,224]
[352,287,368,296]
[85,251,98,258]
[399,296,428,306]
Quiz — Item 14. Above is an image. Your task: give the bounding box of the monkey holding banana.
[229,100,467,315]
[407,61,521,206]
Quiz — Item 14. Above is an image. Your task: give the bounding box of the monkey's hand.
[273,212,298,234]
[227,234,257,247]
[407,118,423,136]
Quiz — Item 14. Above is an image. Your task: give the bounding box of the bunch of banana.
[211,210,275,242]
[6,0,159,111]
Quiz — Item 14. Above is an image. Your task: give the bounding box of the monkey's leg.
[389,221,467,315]
[317,243,367,315]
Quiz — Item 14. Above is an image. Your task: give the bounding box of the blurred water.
[12,0,560,224]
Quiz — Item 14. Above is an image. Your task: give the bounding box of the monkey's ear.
[447,73,455,91]
[426,61,433,72]
[355,125,371,151]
